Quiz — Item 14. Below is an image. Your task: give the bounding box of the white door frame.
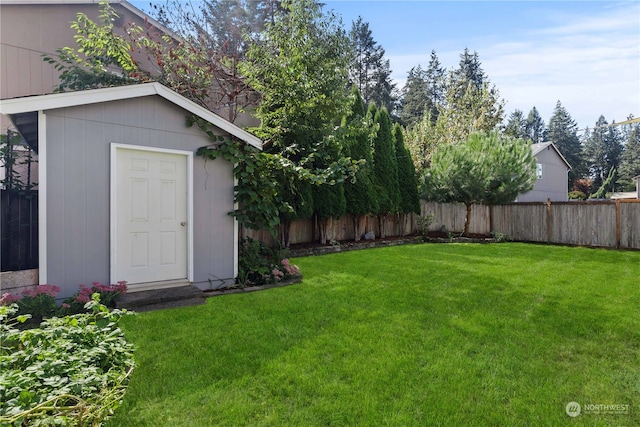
[110,143,194,285]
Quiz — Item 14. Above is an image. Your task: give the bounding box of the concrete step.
[116,285,205,312]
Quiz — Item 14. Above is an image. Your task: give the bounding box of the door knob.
[180,221,187,226]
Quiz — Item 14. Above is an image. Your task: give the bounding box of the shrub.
[416,213,435,238]
[238,238,301,287]
[0,295,135,426]
[61,281,128,315]
[1,282,128,319]
[568,190,587,200]
[0,285,60,322]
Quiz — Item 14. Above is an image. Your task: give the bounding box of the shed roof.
[0,82,263,150]
[531,142,572,170]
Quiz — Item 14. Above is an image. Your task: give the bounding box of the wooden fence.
[244,199,640,250]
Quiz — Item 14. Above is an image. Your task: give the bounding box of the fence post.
[546,199,552,243]
[615,199,621,249]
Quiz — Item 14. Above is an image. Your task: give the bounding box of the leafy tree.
[618,123,640,190]
[525,107,545,143]
[435,74,504,148]
[545,101,584,187]
[43,2,141,92]
[342,87,378,241]
[371,106,400,237]
[240,0,353,246]
[583,115,623,189]
[348,17,396,113]
[422,132,536,235]
[393,124,420,234]
[148,0,282,121]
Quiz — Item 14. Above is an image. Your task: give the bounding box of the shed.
[517,142,572,202]
[0,82,262,298]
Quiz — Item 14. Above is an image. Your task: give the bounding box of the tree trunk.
[378,214,386,239]
[318,216,328,245]
[353,215,362,242]
[279,217,291,248]
[464,203,472,236]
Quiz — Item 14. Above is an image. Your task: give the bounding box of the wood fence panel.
[492,204,547,242]
[421,201,465,232]
[242,200,640,250]
[620,201,640,249]
[549,202,617,247]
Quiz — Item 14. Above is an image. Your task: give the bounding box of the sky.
[133,1,640,132]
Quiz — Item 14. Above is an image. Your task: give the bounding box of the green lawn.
[108,243,639,426]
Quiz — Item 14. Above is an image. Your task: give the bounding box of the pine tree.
[348,17,396,113]
[371,107,400,238]
[618,124,640,190]
[422,132,536,235]
[545,101,584,187]
[399,65,428,127]
[583,115,623,189]
[452,48,485,94]
[504,109,528,140]
[525,107,545,143]
[424,50,446,122]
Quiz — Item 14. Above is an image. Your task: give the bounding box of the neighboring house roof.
[610,192,637,199]
[0,0,179,41]
[0,82,263,150]
[531,142,572,170]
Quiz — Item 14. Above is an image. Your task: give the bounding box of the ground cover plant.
[109,243,639,426]
[0,296,135,426]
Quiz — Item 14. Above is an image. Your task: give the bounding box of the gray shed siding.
[44,95,235,298]
[517,146,568,202]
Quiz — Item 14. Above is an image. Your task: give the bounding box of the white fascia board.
[0,83,263,149]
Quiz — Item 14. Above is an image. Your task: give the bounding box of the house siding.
[518,145,569,202]
[44,95,235,298]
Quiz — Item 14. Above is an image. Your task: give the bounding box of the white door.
[113,147,188,285]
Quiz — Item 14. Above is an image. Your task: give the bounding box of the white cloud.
[388,2,640,130]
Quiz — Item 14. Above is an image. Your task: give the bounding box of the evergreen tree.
[399,65,428,127]
[504,109,528,140]
[618,124,640,190]
[393,124,421,235]
[313,136,347,245]
[545,101,584,187]
[342,87,378,241]
[348,17,396,113]
[398,50,445,127]
[424,50,446,122]
[525,107,545,143]
[403,49,503,180]
[422,132,536,235]
[583,115,623,189]
[452,48,485,94]
[371,107,400,238]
